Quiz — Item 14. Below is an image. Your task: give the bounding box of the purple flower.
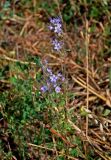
[49,74,58,83]
[49,17,62,35]
[53,84,57,88]
[50,17,61,24]
[52,39,62,51]
[40,59,64,93]
[48,25,53,31]
[47,68,52,75]
[57,73,65,81]
[62,76,65,81]
[54,24,62,35]
[55,86,61,93]
[41,85,48,92]
[58,73,62,77]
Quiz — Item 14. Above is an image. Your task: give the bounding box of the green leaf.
[3,1,11,9]
[90,6,99,18]
[103,109,111,116]
[70,148,79,157]
[57,156,65,160]
[10,76,17,85]
[33,56,41,66]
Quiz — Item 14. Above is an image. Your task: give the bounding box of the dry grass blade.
[71,76,111,108]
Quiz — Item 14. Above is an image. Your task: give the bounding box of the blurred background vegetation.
[0,0,111,160]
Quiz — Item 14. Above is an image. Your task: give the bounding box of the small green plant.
[0,1,13,20]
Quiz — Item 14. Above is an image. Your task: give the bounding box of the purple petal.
[47,68,52,74]
[41,85,48,92]
[55,86,61,93]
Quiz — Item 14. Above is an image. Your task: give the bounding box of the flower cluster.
[49,17,62,35]
[52,39,63,51]
[49,17,63,52]
[40,61,65,93]
[40,17,65,93]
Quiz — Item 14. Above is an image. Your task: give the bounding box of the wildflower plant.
[38,18,70,149]
[40,16,66,96]
[40,16,65,94]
